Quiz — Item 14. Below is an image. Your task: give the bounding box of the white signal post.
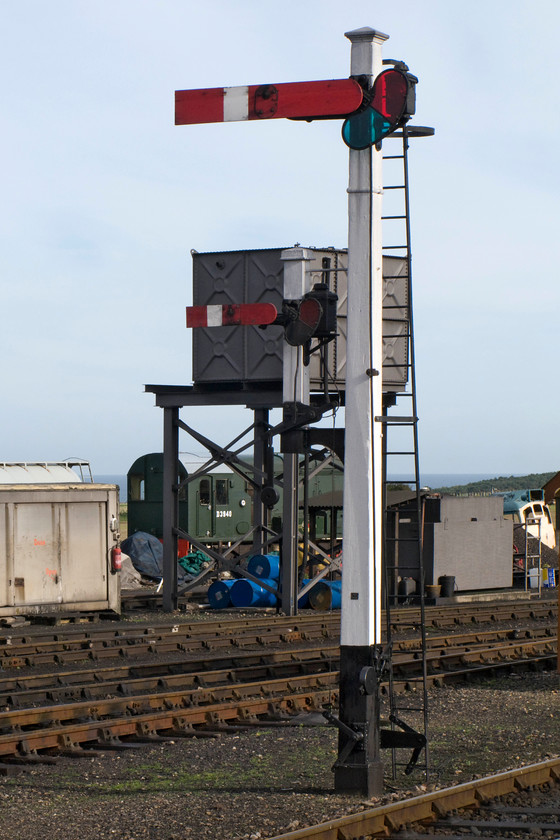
[335,26,388,798]
[342,27,386,649]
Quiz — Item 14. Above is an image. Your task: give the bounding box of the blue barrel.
[230,577,278,608]
[207,579,235,609]
[297,579,312,608]
[308,580,342,611]
[247,554,280,580]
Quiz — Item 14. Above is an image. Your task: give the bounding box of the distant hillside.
[432,472,557,496]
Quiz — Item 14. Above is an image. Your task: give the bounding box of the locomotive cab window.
[216,479,228,505]
[129,475,145,501]
[199,478,211,506]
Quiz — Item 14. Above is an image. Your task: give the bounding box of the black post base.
[334,644,384,798]
[334,758,384,799]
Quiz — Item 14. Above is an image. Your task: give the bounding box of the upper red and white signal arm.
[185,287,338,354]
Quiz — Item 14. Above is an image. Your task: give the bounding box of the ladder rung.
[387,523,422,528]
[386,514,421,519]
[384,185,405,190]
[388,565,423,571]
[386,524,421,530]
[383,245,408,250]
[383,154,405,160]
[385,532,422,538]
[388,556,419,572]
[385,538,420,544]
[382,215,407,220]
[375,416,418,424]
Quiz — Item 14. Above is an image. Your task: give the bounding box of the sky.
[1,0,559,476]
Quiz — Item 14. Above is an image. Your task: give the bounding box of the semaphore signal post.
[172,25,423,797]
[335,27,387,797]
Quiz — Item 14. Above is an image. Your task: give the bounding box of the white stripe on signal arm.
[223,86,249,121]
[206,305,224,326]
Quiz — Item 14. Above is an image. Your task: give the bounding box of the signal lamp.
[342,68,416,150]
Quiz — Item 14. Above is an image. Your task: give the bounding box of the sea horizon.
[95,472,513,504]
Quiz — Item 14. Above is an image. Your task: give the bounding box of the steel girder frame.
[145,384,341,614]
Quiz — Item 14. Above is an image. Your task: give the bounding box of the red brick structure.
[542,472,560,504]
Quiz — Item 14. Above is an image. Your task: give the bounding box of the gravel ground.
[0,668,558,839]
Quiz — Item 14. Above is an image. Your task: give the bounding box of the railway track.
[268,757,560,839]
[0,597,555,840]
[0,598,556,668]
[0,606,555,764]
[0,625,555,707]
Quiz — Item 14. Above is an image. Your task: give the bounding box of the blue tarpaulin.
[121,532,188,582]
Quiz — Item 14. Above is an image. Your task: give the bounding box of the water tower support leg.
[162,406,179,611]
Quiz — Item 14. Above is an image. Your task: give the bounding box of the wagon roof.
[304,488,430,510]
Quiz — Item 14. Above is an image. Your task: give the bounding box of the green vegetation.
[119,502,128,539]
[9,731,337,799]
[432,472,557,496]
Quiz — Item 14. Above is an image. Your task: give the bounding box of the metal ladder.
[524,517,542,594]
[379,125,430,781]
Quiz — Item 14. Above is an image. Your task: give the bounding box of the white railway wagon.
[0,463,120,618]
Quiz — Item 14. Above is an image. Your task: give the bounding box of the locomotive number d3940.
[216,510,233,518]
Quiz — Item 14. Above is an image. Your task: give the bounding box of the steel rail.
[0,621,538,682]
[0,670,341,734]
[4,634,553,709]
[267,757,560,839]
[0,624,334,668]
[0,601,555,668]
[1,611,339,642]
[0,627,555,707]
[390,599,557,625]
[387,650,557,694]
[0,673,341,757]
[0,654,340,708]
[0,641,555,759]
[3,597,555,646]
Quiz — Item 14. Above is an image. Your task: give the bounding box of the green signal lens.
[342,107,392,150]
